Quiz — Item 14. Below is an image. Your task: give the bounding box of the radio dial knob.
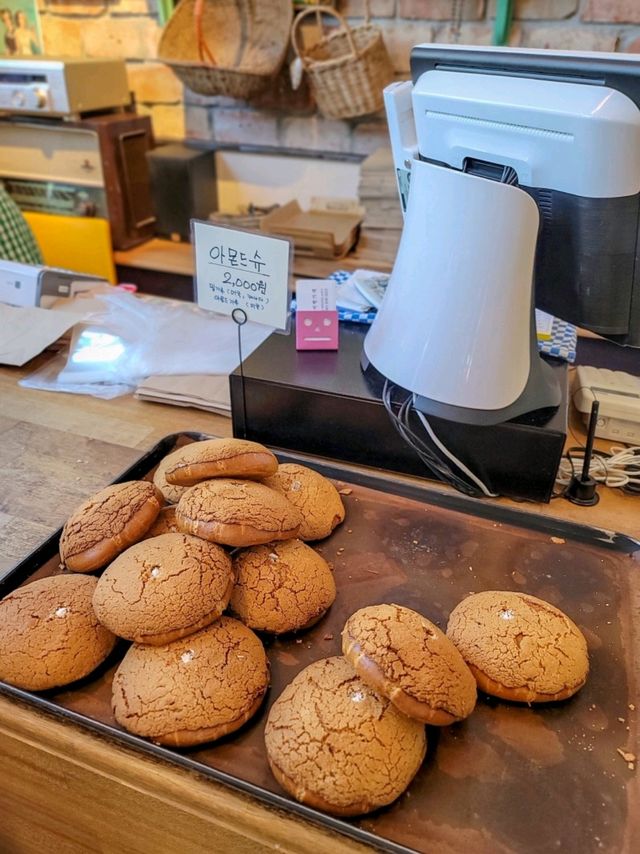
[34,88,47,108]
[11,90,25,108]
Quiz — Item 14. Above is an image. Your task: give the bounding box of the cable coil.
[382,380,498,499]
[556,445,640,491]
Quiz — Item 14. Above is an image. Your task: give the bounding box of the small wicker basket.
[158,0,293,99]
[291,2,394,120]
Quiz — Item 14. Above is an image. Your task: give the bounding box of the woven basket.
[158,0,293,99]
[291,3,394,120]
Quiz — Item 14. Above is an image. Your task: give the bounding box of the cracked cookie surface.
[446,590,589,703]
[230,539,336,634]
[93,533,234,645]
[264,656,426,816]
[164,438,278,486]
[143,506,180,538]
[0,575,116,690]
[262,464,345,541]
[59,481,163,573]
[153,454,189,504]
[342,604,476,725]
[112,616,269,746]
[176,478,302,547]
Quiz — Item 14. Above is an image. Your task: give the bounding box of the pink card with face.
[295,280,339,350]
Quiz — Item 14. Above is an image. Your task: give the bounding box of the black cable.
[397,401,466,487]
[397,394,487,494]
[382,380,485,498]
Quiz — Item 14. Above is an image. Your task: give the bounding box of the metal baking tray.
[1,433,639,854]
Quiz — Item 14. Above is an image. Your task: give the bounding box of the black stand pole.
[566,399,600,506]
[232,308,248,439]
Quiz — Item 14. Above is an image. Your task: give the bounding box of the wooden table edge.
[0,694,369,854]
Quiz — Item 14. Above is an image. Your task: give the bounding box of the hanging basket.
[158,0,293,99]
[291,3,394,120]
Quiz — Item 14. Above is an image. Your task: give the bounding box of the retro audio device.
[0,57,156,270]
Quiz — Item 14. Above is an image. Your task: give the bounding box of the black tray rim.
[1,431,638,854]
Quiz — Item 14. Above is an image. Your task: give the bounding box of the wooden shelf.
[115,230,398,287]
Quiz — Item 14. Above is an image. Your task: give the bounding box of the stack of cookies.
[264,595,590,816]
[157,438,344,638]
[101,438,344,746]
[0,437,345,749]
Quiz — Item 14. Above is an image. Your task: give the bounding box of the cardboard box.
[260,199,363,259]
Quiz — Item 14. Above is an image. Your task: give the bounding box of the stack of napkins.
[335,269,388,312]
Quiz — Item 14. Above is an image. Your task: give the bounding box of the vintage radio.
[0,58,156,252]
[0,57,130,118]
[0,112,156,251]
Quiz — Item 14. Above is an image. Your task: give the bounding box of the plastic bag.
[19,352,134,399]
[20,290,274,397]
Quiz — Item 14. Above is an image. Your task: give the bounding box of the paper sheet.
[0,304,87,367]
[135,374,231,416]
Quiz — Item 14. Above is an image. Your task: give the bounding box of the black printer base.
[230,324,568,503]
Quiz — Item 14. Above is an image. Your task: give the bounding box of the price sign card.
[192,220,292,330]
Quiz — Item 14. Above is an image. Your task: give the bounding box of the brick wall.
[39,0,640,151]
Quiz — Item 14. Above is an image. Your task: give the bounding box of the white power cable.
[556,445,640,489]
[414,405,499,498]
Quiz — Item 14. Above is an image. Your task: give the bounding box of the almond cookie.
[262,464,345,541]
[176,479,302,547]
[93,533,234,645]
[112,617,269,747]
[164,438,278,486]
[342,604,476,725]
[143,506,180,539]
[153,454,189,504]
[0,575,116,691]
[230,539,336,634]
[446,591,589,703]
[265,657,426,816]
[60,481,163,573]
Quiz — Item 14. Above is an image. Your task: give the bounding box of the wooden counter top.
[0,355,638,853]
